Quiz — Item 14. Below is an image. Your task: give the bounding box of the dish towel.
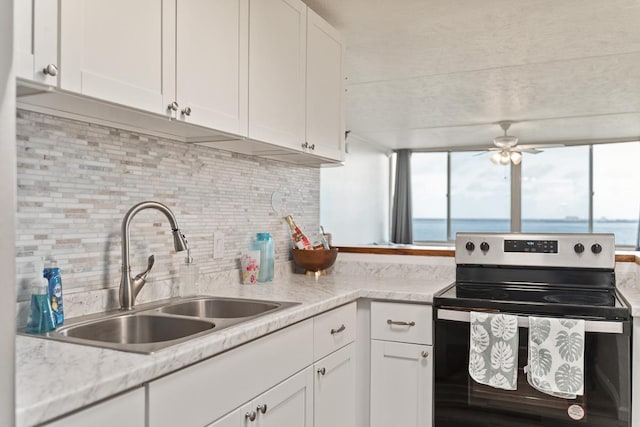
[469,311,519,390]
[525,316,585,399]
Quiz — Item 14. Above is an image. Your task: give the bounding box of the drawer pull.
[257,403,268,414]
[317,367,326,376]
[330,324,346,334]
[421,351,429,358]
[245,411,257,422]
[387,319,415,327]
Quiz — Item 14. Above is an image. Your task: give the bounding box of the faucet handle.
[134,254,155,282]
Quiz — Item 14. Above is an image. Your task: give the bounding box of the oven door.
[434,309,631,427]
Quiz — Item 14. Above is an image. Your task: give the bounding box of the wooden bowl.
[292,248,339,275]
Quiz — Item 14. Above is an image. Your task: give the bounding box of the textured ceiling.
[303,0,640,150]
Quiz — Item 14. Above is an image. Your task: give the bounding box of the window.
[411,153,447,241]
[408,142,640,247]
[522,146,589,233]
[593,142,640,246]
[450,152,510,236]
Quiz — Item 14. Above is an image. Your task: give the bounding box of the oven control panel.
[455,233,615,269]
[504,239,558,253]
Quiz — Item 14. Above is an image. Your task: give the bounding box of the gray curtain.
[391,149,413,244]
[636,205,640,250]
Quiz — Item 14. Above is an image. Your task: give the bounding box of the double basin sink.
[43,297,300,354]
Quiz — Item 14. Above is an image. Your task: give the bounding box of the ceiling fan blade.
[518,148,543,154]
[517,144,565,150]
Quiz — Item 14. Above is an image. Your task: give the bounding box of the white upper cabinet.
[306,8,345,162]
[248,0,307,151]
[175,0,248,136]
[15,0,58,85]
[59,0,175,115]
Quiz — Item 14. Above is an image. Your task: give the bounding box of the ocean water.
[413,218,639,246]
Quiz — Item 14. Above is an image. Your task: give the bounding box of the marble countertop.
[16,273,452,426]
[619,286,640,317]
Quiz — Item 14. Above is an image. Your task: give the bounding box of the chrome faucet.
[119,201,188,310]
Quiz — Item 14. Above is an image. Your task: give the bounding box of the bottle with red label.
[284,215,313,250]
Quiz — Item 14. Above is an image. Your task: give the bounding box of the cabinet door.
[59,0,175,115]
[206,402,253,427]
[44,388,145,427]
[176,0,248,136]
[248,0,306,151]
[370,340,433,427]
[256,366,313,427]
[305,8,344,162]
[314,343,356,427]
[15,0,58,85]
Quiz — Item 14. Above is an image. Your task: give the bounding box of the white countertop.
[16,273,452,426]
[17,263,640,426]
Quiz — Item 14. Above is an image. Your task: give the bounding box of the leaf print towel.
[469,312,519,390]
[525,317,585,399]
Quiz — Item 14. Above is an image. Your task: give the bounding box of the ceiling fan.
[485,121,543,165]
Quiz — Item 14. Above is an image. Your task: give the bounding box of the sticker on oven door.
[568,404,585,420]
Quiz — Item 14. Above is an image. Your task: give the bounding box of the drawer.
[371,301,432,345]
[314,302,356,360]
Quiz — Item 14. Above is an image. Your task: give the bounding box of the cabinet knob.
[168,101,179,112]
[257,403,268,414]
[42,64,58,77]
[245,411,257,422]
[181,106,192,116]
[330,324,346,335]
[421,351,429,359]
[317,367,326,376]
[309,144,315,150]
[301,142,309,149]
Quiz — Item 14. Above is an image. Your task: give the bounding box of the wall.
[1,0,15,422]
[320,137,390,245]
[15,110,320,325]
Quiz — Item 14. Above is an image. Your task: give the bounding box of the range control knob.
[465,241,475,251]
[480,242,490,252]
[574,243,585,254]
[591,243,602,254]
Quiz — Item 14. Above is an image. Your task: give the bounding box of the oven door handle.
[437,309,627,334]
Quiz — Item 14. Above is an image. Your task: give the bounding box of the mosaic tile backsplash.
[15,110,320,322]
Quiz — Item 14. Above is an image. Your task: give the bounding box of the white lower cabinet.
[44,387,145,427]
[370,301,433,427]
[314,342,356,427]
[208,367,314,427]
[147,319,314,427]
[370,340,433,427]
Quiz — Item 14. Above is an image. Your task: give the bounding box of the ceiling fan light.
[510,151,522,165]
[490,152,502,164]
[499,151,510,165]
[493,135,519,149]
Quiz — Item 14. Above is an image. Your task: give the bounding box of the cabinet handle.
[421,350,429,359]
[301,142,309,149]
[317,367,326,376]
[181,106,192,116]
[309,144,315,150]
[330,324,346,334]
[387,319,415,327]
[257,403,268,414]
[168,101,179,112]
[245,411,257,421]
[42,64,58,77]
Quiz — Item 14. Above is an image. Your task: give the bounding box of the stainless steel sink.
[58,314,215,344]
[155,297,289,318]
[35,296,299,354]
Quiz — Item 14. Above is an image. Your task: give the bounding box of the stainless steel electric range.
[433,233,631,427]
